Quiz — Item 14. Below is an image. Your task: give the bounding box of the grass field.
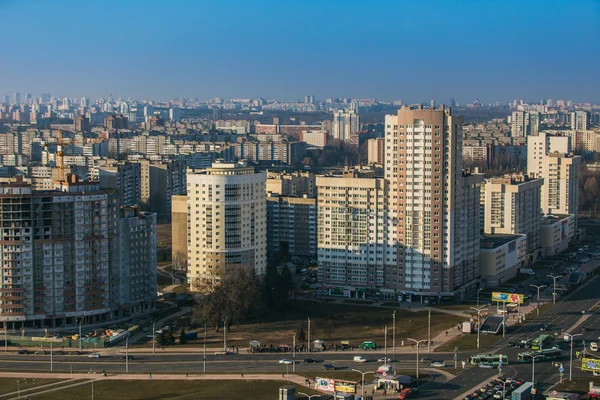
[0,378,63,395]
[177,300,465,349]
[32,380,321,400]
[434,332,501,352]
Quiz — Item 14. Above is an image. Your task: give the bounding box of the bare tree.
[172,250,188,272]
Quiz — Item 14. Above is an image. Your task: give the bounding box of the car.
[214,350,228,355]
[69,351,81,355]
[431,361,446,368]
[53,351,64,355]
[88,353,101,358]
[279,359,294,365]
[507,341,516,347]
[16,349,30,355]
[590,342,598,352]
[34,351,47,355]
[120,355,135,360]
[353,356,367,363]
[377,357,391,363]
[479,363,495,369]
[323,363,336,371]
[303,358,318,363]
[420,357,433,363]
[540,324,550,331]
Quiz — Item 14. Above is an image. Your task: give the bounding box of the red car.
[398,388,416,399]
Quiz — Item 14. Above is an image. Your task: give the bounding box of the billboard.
[492,292,524,304]
[582,357,600,372]
[314,377,357,394]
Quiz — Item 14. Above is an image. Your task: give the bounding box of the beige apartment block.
[186,161,266,290]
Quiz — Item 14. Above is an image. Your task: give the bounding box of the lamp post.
[50,342,53,371]
[470,306,488,349]
[125,335,129,373]
[428,310,431,353]
[79,317,83,352]
[223,316,227,351]
[407,338,428,382]
[152,320,156,354]
[563,332,582,381]
[554,362,564,384]
[528,354,544,395]
[384,326,388,366]
[203,318,207,372]
[530,284,545,315]
[352,369,374,400]
[293,333,296,373]
[17,380,20,399]
[392,311,396,362]
[4,320,7,352]
[307,318,311,353]
[547,274,561,305]
[297,392,322,400]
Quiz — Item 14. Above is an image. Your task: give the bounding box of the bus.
[517,347,562,362]
[531,334,553,351]
[469,354,508,365]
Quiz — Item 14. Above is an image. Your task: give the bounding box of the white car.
[353,356,367,363]
[431,361,446,368]
[215,349,228,355]
[279,359,294,365]
[479,363,495,369]
[590,342,598,352]
[88,353,101,358]
[377,357,391,363]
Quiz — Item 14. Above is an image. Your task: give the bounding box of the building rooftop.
[540,214,572,225]
[480,234,524,249]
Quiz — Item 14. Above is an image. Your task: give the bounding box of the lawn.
[0,378,63,395]
[34,380,321,400]
[434,332,501,352]
[175,300,465,349]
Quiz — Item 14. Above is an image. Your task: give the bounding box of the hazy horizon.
[1,0,599,103]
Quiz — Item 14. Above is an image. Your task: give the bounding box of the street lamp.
[152,320,156,354]
[384,326,388,366]
[17,380,20,399]
[352,369,374,400]
[307,317,311,354]
[530,284,545,315]
[476,286,483,309]
[407,338,428,382]
[528,354,544,395]
[470,305,488,349]
[223,316,227,351]
[78,317,83,352]
[297,392,322,399]
[547,274,562,305]
[125,334,129,373]
[554,362,565,384]
[563,332,583,381]
[392,311,396,363]
[293,333,296,373]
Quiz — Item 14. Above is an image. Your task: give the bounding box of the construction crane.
[56,130,74,181]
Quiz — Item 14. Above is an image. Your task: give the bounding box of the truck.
[511,382,533,400]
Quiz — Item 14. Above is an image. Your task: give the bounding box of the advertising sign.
[334,380,357,394]
[315,377,335,392]
[492,292,524,304]
[582,357,600,372]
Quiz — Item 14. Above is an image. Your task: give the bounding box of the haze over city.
[1,0,599,102]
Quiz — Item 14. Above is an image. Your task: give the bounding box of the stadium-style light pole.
[470,305,488,349]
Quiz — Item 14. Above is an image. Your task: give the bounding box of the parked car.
[88,353,101,358]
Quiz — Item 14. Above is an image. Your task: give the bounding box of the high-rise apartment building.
[0,175,156,330]
[571,110,590,131]
[13,93,20,104]
[385,106,483,299]
[186,161,267,289]
[332,109,359,142]
[527,132,581,215]
[481,174,543,258]
[511,111,539,137]
[97,161,142,207]
[265,170,316,197]
[266,193,317,258]
[367,138,385,164]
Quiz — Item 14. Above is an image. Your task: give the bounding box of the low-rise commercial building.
[540,214,576,257]
[479,234,527,288]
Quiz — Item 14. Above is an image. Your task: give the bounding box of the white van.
[590,342,598,352]
[353,356,367,363]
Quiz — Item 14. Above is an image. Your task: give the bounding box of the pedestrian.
[445,331,448,336]
[282,373,285,378]
[241,373,244,378]
[149,373,152,380]
[185,372,189,377]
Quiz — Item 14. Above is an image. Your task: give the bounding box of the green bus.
[517,347,562,362]
[469,354,508,365]
[531,334,553,351]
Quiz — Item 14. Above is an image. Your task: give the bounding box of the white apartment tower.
[571,110,590,131]
[511,111,540,137]
[332,109,359,142]
[527,132,581,215]
[481,174,543,258]
[186,161,267,289]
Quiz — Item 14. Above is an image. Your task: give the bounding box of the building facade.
[186,161,267,289]
[367,138,385,165]
[332,109,359,142]
[266,193,317,258]
[479,234,527,288]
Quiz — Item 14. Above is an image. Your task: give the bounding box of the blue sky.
[0,0,599,103]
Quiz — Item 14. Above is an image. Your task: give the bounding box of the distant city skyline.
[1,0,599,102]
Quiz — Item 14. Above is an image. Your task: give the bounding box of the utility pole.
[125,335,129,373]
[392,311,396,362]
[223,316,227,351]
[203,319,207,372]
[547,274,561,305]
[470,305,488,349]
[428,310,431,353]
[307,318,311,353]
[529,354,543,396]
[407,338,427,383]
[50,342,53,371]
[563,332,582,381]
[352,369,373,400]
[454,346,458,369]
[152,320,156,354]
[4,322,7,352]
[79,318,83,352]
[293,333,296,372]
[530,284,545,315]
[384,326,388,365]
